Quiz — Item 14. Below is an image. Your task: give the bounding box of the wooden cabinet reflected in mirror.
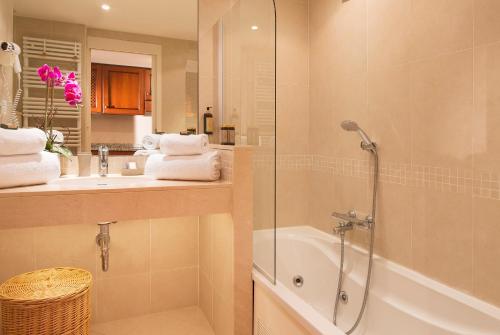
[91,63,151,116]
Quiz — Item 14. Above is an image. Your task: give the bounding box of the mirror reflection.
[12,0,198,154]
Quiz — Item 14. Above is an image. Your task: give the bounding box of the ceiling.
[13,0,198,41]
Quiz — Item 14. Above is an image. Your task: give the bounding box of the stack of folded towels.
[134,134,162,156]
[0,128,60,189]
[144,133,220,181]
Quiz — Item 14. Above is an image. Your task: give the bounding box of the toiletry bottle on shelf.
[203,107,214,135]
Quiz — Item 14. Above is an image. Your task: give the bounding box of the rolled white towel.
[133,149,161,156]
[160,133,209,156]
[145,151,220,181]
[0,127,47,156]
[142,134,162,150]
[0,151,60,189]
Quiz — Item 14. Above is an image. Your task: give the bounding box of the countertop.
[0,174,231,198]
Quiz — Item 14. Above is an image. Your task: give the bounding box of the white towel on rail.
[142,134,162,150]
[145,151,220,181]
[0,151,60,189]
[0,127,47,156]
[159,134,209,156]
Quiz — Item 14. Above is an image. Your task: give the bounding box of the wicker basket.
[0,267,92,335]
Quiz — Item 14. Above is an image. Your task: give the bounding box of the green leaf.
[49,145,73,160]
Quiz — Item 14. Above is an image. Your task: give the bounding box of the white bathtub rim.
[253,269,345,335]
[255,225,500,321]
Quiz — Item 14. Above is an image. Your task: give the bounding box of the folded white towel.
[0,127,47,156]
[145,151,221,181]
[134,149,161,156]
[160,134,209,156]
[142,134,162,150]
[0,151,60,189]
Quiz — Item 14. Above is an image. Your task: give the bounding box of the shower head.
[340,120,376,153]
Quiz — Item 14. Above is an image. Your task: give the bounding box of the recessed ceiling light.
[251,25,259,31]
[101,4,111,11]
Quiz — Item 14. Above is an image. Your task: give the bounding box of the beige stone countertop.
[0,174,232,198]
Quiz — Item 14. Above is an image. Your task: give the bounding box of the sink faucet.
[98,145,109,176]
[332,209,373,235]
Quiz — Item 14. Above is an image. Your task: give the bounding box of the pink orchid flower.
[64,73,82,105]
[38,66,82,106]
[37,64,64,86]
[37,64,51,82]
[51,66,64,86]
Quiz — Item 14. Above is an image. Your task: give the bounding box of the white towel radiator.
[22,36,82,151]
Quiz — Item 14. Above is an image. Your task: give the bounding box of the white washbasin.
[50,174,156,188]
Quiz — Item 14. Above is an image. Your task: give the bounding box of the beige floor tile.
[91,306,214,335]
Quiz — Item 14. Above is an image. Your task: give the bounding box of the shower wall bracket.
[96,221,116,272]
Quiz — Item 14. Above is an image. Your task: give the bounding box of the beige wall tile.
[150,216,198,271]
[410,50,473,168]
[374,183,412,267]
[97,220,150,278]
[409,0,473,60]
[199,215,214,281]
[367,0,411,68]
[212,214,234,301]
[474,0,500,46]
[276,0,309,86]
[327,0,367,76]
[213,292,234,335]
[150,267,199,312]
[0,228,35,283]
[34,224,97,277]
[332,175,370,217]
[277,84,310,155]
[367,64,411,163]
[96,273,150,323]
[473,197,500,306]
[277,170,310,228]
[329,70,369,160]
[411,190,473,292]
[199,271,214,326]
[308,171,335,233]
[473,41,500,171]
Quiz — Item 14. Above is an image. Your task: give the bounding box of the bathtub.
[253,226,500,335]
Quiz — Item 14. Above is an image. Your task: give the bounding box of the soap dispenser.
[203,106,214,135]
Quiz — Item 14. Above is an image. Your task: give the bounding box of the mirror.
[11,0,198,154]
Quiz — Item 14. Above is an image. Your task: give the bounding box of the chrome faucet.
[98,145,109,176]
[96,221,116,272]
[332,209,373,235]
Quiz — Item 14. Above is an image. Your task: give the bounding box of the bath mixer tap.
[332,210,373,234]
[98,145,109,176]
[96,221,116,272]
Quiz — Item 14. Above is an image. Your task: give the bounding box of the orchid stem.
[44,81,49,132]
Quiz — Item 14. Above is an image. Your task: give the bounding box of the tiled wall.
[274,0,500,308]
[199,213,234,335]
[0,217,199,323]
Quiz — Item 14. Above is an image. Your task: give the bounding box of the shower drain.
[292,275,304,288]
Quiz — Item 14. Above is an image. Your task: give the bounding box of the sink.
[50,174,156,188]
